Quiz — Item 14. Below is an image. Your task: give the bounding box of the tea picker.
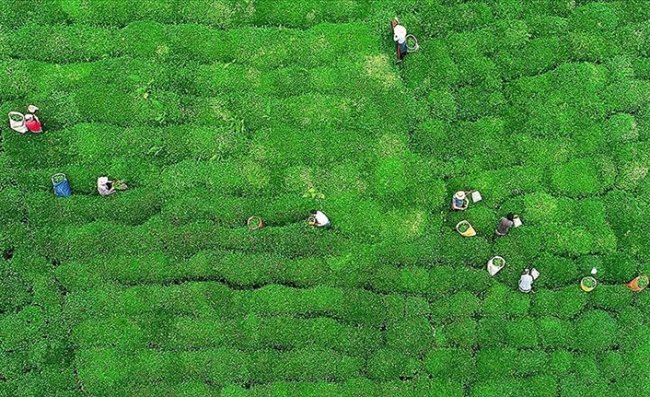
[451,191,469,211]
[51,173,72,198]
[391,19,419,61]
[451,190,482,211]
[519,268,540,293]
[97,176,128,197]
[8,105,43,134]
[495,213,522,236]
[308,210,331,228]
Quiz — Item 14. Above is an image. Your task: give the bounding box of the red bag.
[25,116,42,133]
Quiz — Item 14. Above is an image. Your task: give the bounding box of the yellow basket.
[580,276,597,292]
[456,221,476,237]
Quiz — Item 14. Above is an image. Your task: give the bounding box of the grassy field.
[2,0,650,396]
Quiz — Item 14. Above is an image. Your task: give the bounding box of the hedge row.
[4,22,376,67]
[73,314,381,358]
[1,89,405,131]
[63,281,432,327]
[73,379,461,397]
[0,56,403,102]
[54,250,495,300]
[0,0,372,29]
[221,379,461,397]
[39,219,351,260]
[76,347,362,393]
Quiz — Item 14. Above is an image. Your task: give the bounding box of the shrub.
[366,349,422,381]
[427,89,457,121]
[424,348,473,383]
[0,306,44,352]
[573,310,618,353]
[385,317,434,357]
[442,319,477,350]
[537,317,573,349]
[548,350,573,376]
[550,158,612,197]
[531,287,587,319]
[606,113,638,143]
[475,348,516,379]
[504,318,538,349]
[0,261,32,313]
[431,291,480,322]
[482,284,530,317]
[9,24,117,62]
[250,349,362,383]
[603,80,650,114]
[533,254,578,287]
[591,285,633,312]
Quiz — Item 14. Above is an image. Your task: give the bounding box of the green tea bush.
[504,318,538,349]
[531,287,587,319]
[573,310,618,353]
[251,0,370,28]
[424,348,473,383]
[3,1,650,394]
[431,291,480,322]
[62,0,176,27]
[533,254,578,287]
[606,113,638,143]
[441,319,477,350]
[482,284,530,317]
[550,158,615,197]
[0,307,44,352]
[590,285,633,312]
[495,37,566,80]
[537,317,573,349]
[366,349,422,381]
[385,317,434,357]
[427,89,457,121]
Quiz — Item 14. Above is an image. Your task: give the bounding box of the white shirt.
[314,211,330,227]
[97,177,114,196]
[519,274,533,292]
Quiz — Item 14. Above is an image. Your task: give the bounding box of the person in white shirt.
[97,176,127,197]
[451,191,469,211]
[519,268,540,293]
[308,210,331,228]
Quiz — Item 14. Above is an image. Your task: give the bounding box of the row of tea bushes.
[4,22,377,68]
[63,282,430,328]
[76,347,363,394]
[73,314,382,357]
[0,0,373,29]
[0,56,403,103]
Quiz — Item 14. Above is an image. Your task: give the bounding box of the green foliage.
[551,158,614,197]
[424,348,473,383]
[574,310,618,353]
[0,1,647,395]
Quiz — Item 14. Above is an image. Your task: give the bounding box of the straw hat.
[454,191,466,200]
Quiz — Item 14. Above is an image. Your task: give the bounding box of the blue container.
[51,173,72,197]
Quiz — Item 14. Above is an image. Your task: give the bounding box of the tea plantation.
[2,0,650,396]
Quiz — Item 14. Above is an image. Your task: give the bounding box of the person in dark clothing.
[495,213,515,236]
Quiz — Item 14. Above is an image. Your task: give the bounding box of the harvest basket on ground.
[247,216,265,230]
[456,220,476,237]
[580,276,597,292]
[628,274,649,292]
[487,256,505,276]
